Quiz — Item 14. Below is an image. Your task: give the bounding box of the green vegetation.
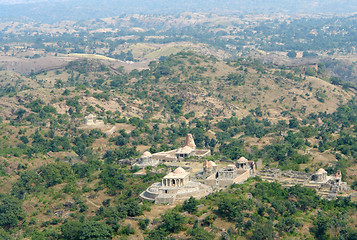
[0,48,355,239]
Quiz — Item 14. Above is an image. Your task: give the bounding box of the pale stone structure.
[140,167,212,204]
[204,157,256,187]
[162,167,190,187]
[202,160,217,178]
[84,114,104,127]
[133,151,160,169]
[176,146,195,158]
[237,157,256,174]
[311,168,328,182]
[184,134,196,149]
[150,134,211,162]
[258,168,350,199]
[84,114,97,125]
[316,118,324,127]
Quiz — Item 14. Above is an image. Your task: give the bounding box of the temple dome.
[237,157,248,163]
[316,168,327,174]
[227,164,236,170]
[173,167,186,174]
[142,151,152,158]
[204,160,216,168]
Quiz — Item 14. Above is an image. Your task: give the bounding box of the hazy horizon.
[0,0,356,23]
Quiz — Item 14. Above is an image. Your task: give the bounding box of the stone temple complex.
[140,156,258,204]
[140,167,212,204]
[134,134,211,169]
[204,157,256,187]
[258,168,349,199]
[151,134,211,162]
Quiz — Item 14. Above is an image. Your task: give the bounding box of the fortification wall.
[233,170,250,184]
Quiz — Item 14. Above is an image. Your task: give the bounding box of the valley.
[0,9,356,240]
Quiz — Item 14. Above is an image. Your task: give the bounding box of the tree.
[182,196,198,213]
[305,67,317,76]
[61,220,82,240]
[276,120,288,134]
[289,117,299,129]
[330,76,342,85]
[12,170,43,199]
[219,139,245,160]
[187,227,215,240]
[160,211,186,233]
[0,195,25,229]
[40,162,71,187]
[79,221,112,240]
[0,227,12,240]
[287,51,297,58]
[251,221,275,240]
[14,108,26,121]
[313,212,331,240]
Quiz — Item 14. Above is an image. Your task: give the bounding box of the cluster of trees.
[206,180,357,239]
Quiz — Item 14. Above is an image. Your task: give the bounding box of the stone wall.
[155,195,175,204]
[233,170,250,184]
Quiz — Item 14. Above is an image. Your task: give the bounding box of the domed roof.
[227,164,236,170]
[237,157,248,163]
[204,160,216,168]
[316,168,327,174]
[142,151,152,157]
[173,167,186,174]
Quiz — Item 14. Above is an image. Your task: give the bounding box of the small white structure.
[84,114,97,125]
[162,167,190,187]
[237,157,248,169]
[176,146,195,159]
[311,168,328,182]
[133,151,160,169]
[204,157,256,187]
[203,160,217,177]
[84,114,104,127]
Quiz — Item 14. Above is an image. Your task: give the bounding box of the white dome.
[173,167,186,174]
[142,151,152,157]
[237,157,248,163]
[316,168,327,174]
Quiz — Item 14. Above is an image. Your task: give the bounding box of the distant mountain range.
[0,0,356,22]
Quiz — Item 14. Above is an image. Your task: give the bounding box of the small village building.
[237,157,256,175]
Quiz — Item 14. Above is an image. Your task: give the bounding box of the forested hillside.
[0,52,356,239]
